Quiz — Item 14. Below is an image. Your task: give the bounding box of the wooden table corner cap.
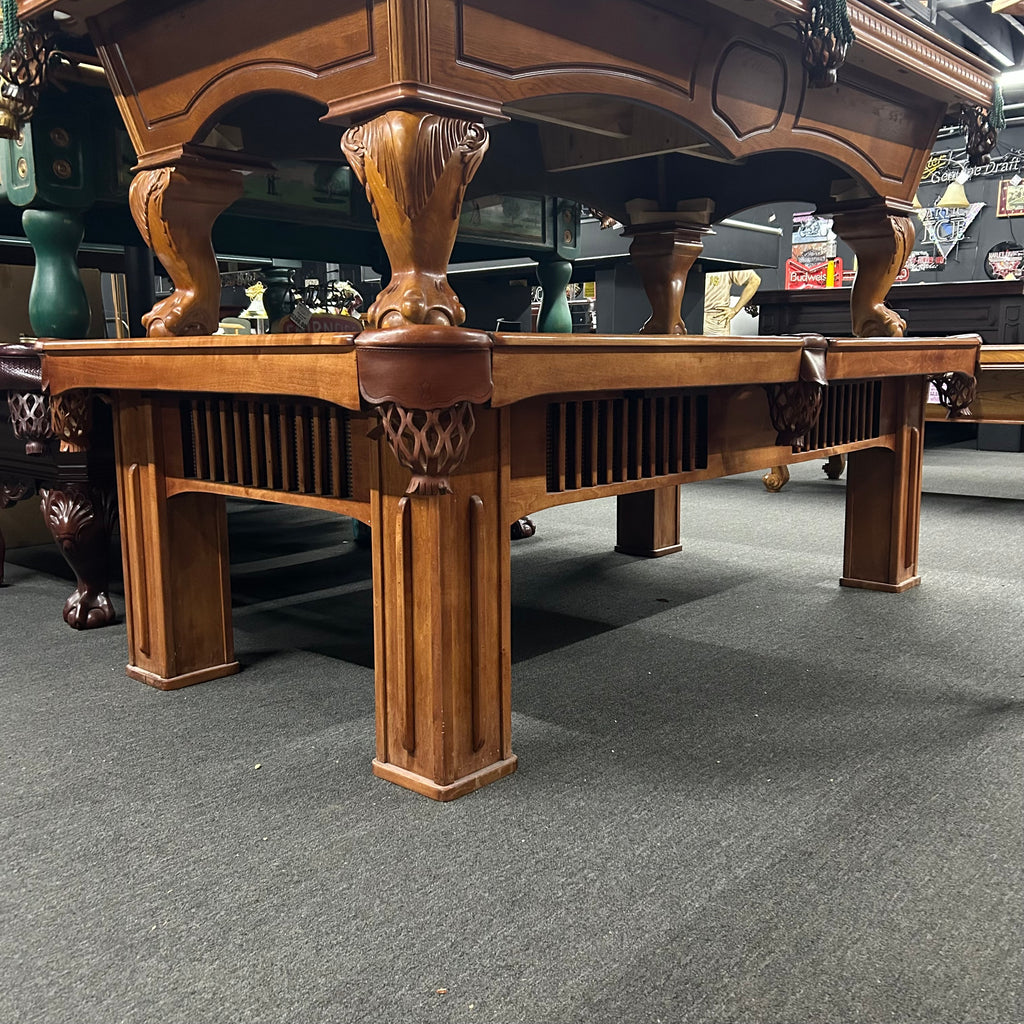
[355,325,493,352]
[355,327,493,408]
[800,334,829,384]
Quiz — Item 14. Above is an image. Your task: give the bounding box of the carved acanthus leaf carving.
[341,111,489,328]
[378,400,476,496]
[40,483,118,629]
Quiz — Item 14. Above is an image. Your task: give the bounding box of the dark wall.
[737,124,1024,292]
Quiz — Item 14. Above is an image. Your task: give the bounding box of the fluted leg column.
[113,392,237,688]
[368,404,515,799]
[344,109,516,797]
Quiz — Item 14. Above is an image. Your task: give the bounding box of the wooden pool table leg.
[615,486,683,557]
[841,378,925,592]
[369,406,516,800]
[128,155,243,337]
[113,392,238,689]
[614,226,705,557]
[830,200,915,339]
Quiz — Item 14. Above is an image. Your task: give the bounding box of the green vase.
[536,259,573,334]
[23,208,91,339]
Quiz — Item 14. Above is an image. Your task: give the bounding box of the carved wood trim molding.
[764,0,994,105]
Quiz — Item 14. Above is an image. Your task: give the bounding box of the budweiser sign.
[785,258,844,290]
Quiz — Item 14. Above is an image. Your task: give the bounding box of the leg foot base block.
[127,661,240,690]
[372,755,518,801]
[839,576,921,593]
[613,543,683,559]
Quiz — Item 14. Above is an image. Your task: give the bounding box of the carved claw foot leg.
[830,201,915,338]
[341,110,488,329]
[41,483,118,629]
[511,517,536,540]
[823,454,846,480]
[762,464,790,492]
[129,157,244,336]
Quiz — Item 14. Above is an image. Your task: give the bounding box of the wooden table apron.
[39,331,980,799]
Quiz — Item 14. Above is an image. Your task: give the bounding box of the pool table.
[18,0,998,797]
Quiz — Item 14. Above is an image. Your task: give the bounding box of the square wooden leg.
[369,407,516,799]
[114,393,237,689]
[615,485,682,557]
[841,379,925,593]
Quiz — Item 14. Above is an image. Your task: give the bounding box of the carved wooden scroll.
[762,464,790,492]
[830,203,915,338]
[628,227,706,334]
[341,111,488,329]
[129,161,243,336]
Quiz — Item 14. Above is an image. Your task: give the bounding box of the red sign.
[785,257,844,290]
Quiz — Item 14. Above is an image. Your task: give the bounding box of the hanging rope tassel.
[0,2,51,139]
[1,0,20,55]
[798,0,856,89]
[962,82,1005,168]
[992,81,1006,133]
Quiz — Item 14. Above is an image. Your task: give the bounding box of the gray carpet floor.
[1,447,1021,1024]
